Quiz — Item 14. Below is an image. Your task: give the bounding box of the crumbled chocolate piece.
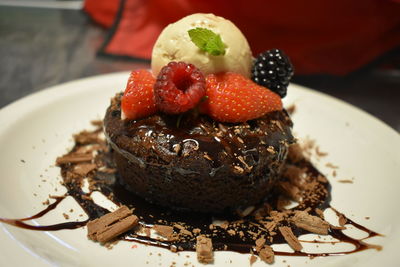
[196,235,213,264]
[153,225,177,241]
[174,224,193,236]
[227,229,236,236]
[259,245,274,264]
[315,208,325,219]
[233,165,244,174]
[255,236,266,252]
[87,206,138,243]
[338,179,353,184]
[338,214,347,226]
[56,153,93,165]
[249,254,257,265]
[325,163,339,169]
[74,130,100,145]
[279,226,302,251]
[291,210,330,235]
[267,146,276,154]
[315,146,328,157]
[73,163,97,176]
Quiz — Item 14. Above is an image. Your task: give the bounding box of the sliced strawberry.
[121,70,157,120]
[200,72,282,123]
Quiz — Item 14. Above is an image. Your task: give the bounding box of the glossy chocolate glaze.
[104,94,295,212]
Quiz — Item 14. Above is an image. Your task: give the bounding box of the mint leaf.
[188,27,226,56]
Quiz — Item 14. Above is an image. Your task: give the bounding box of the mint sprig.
[188,27,226,56]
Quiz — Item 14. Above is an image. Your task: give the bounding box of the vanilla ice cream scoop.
[151,13,253,78]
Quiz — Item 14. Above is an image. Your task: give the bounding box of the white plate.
[0,72,399,267]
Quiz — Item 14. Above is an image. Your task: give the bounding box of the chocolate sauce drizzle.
[0,196,87,231]
[0,126,382,259]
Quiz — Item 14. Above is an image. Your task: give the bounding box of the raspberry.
[121,70,157,120]
[154,62,206,114]
[251,49,294,98]
[200,72,282,123]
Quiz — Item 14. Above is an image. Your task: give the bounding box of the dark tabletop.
[0,6,399,132]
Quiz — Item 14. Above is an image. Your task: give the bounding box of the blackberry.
[251,49,294,98]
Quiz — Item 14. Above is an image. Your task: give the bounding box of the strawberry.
[200,72,282,123]
[121,70,157,120]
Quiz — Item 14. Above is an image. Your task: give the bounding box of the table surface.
[0,5,399,132]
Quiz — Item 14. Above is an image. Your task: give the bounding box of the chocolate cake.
[104,94,294,213]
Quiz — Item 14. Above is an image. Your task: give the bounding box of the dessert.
[0,12,383,267]
[104,13,294,212]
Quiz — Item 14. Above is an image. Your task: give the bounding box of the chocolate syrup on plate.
[0,125,382,259]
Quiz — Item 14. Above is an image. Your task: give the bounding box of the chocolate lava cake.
[104,94,294,213]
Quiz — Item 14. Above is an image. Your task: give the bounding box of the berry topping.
[200,72,282,123]
[121,70,157,120]
[154,62,206,114]
[251,49,294,98]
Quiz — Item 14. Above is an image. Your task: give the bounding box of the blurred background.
[0,0,399,131]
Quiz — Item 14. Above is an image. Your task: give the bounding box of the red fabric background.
[84,0,400,75]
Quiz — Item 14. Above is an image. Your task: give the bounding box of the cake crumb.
[62,213,69,220]
[196,235,213,264]
[279,226,302,251]
[87,206,138,243]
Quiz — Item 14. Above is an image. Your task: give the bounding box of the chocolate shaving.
[249,254,257,265]
[255,236,266,252]
[259,245,274,264]
[153,225,177,241]
[87,206,138,243]
[315,208,325,219]
[278,226,302,251]
[74,130,100,145]
[338,179,353,184]
[291,210,330,235]
[196,235,213,264]
[56,153,92,165]
[73,163,97,176]
[338,214,347,226]
[174,224,193,236]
